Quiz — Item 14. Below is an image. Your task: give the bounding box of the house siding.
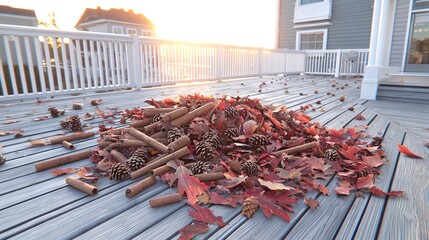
[278,0,373,50]
[389,0,410,68]
[0,15,37,26]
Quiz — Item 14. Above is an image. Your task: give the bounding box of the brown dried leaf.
[258,178,293,191]
[242,120,258,136]
[34,116,49,121]
[304,197,320,210]
[3,119,19,124]
[50,168,75,176]
[83,113,94,121]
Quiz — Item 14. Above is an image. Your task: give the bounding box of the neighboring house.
[278,0,373,50]
[75,7,155,37]
[361,0,429,100]
[0,5,38,27]
[0,5,38,67]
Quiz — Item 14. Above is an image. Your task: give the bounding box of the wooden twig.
[35,150,92,172]
[49,132,95,144]
[65,177,97,195]
[128,127,169,153]
[171,102,216,126]
[125,176,157,198]
[272,141,317,157]
[149,193,182,208]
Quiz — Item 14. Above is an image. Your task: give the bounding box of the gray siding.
[389,0,410,68]
[0,15,37,26]
[278,0,373,50]
[327,0,373,49]
[278,0,297,49]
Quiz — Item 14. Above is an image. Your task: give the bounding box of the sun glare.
[0,0,278,48]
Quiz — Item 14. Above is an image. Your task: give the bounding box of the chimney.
[128,9,134,14]
[96,6,101,16]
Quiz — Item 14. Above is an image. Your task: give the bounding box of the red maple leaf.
[295,113,311,123]
[356,174,374,189]
[179,221,209,240]
[354,114,366,120]
[188,204,226,227]
[397,144,423,159]
[362,154,385,167]
[305,125,319,136]
[339,146,359,161]
[171,166,208,205]
[257,195,291,222]
[369,186,404,197]
[50,168,75,176]
[208,192,237,207]
[264,111,285,131]
[335,180,355,196]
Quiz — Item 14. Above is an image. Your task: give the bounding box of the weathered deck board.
[378,132,429,239]
[0,76,428,239]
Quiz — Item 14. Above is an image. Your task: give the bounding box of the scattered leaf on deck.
[171,166,208,205]
[258,178,292,191]
[354,114,366,120]
[34,116,49,121]
[179,221,209,240]
[397,144,423,159]
[188,204,226,227]
[304,197,320,209]
[3,120,18,124]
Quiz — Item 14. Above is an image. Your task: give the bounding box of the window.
[127,28,137,35]
[413,0,429,10]
[112,26,123,34]
[296,29,327,50]
[142,30,152,37]
[300,0,323,5]
[405,12,429,72]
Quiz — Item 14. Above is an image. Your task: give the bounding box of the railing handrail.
[0,24,306,101]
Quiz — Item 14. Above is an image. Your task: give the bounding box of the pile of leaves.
[87,94,405,239]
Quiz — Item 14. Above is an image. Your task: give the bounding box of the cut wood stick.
[49,132,96,144]
[129,127,169,153]
[150,162,194,176]
[62,141,75,150]
[143,122,163,133]
[193,172,225,182]
[35,150,92,172]
[130,118,153,128]
[167,135,190,153]
[65,177,98,195]
[143,108,176,118]
[130,147,190,179]
[110,150,128,165]
[150,131,167,138]
[272,141,317,157]
[119,139,147,148]
[125,176,157,198]
[150,193,182,208]
[171,102,216,126]
[100,128,126,136]
[161,107,188,122]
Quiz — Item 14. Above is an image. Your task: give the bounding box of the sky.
[0,0,279,48]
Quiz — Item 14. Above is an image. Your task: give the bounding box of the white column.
[361,0,399,100]
[375,0,395,66]
[368,0,382,66]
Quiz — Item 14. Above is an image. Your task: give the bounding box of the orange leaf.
[295,114,311,123]
[354,114,366,120]
[398,144,423,159]
[306,125,319,135]
[304,197,320,209]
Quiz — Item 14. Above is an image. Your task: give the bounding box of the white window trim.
[296,29,328,50]
[142,30,152,36]
[127,28,137,35]
[112,26,123,34]
[296,0,328,7]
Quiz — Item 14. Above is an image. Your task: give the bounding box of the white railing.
[305,49,369,77]
[0,24,305,100]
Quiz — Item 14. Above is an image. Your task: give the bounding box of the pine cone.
[224,127,242,139]
[48,107,60,118]
[67,115,83,131]
[60,119,70,129]
[72,103,83,110]
[241,160,258,176]
[242,196,259,218]
[152,113,163,123]
[110,163,129,180]
[195,141,215,160]
[324,149,340,161]
[224,106,238,118]
[189,161,212,175]
[167,126,185,144]
[248,134,270,147]
[203,130,221,149]
[127,149,149,171]
[0,153,6,165]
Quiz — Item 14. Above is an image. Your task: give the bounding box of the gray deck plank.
[1,76,428,239]
[377,132,429,239]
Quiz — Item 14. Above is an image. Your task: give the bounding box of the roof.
[0,5,37,18]
[75,7,153,28]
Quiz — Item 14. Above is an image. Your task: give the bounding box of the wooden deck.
[0,76,428,239]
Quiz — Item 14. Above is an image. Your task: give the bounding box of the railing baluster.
[60,38,71,91]
[4,36,18,95]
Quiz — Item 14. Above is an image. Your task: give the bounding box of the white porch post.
[360,0,398,100]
